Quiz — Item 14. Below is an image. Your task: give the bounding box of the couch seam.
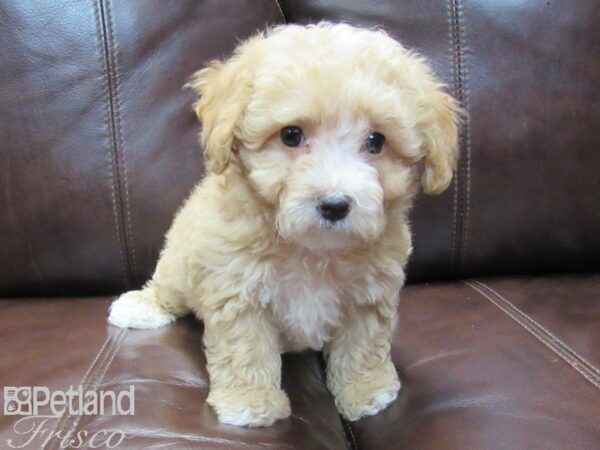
[96,0,136,288]
[473,280,600,377]
[342,418,359,450]
[272,0,287,23]
[458,0,471,277]
[91,0,129,289]
[448,0,459,276]
[105,0,138,284]
[316,353,358,450]
[42,335,112,450]
[448,0,471,277]
[60,329,128,446]
[465,281,600,389]
[42,328,126,450]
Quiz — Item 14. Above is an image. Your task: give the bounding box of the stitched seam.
[316,353,358,449]
[448,0,460,275]
[42,335,112,450]
[105,0,138,284]
[465,281,600,389]
[474,281,600,377]
[448,0,471,277]
[457,0,471,276]
[272,0,287,23]
[61,330,128,444]
[97,0,135,287]
[91,0,128,288]
[342,419,359,450]
[467,281,600,389]
[42,330,121,450]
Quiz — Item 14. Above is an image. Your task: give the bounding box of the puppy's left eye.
[280,126,305,147]
[363,132,386,154]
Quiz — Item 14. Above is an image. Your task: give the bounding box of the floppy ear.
[186,40,259,174]
[416,85,463,195]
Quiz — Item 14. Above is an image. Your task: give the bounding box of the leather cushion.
[3,1,599,295]
[0,297,347,450]
[2,275,598,449]
[349,274,600,450]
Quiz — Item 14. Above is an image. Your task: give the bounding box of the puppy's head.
[188,23,462,251]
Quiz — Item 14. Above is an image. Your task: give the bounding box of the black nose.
[318,197,351,222]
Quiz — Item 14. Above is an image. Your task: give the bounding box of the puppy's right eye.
[280,126,304,147]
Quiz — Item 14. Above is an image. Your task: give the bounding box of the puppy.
[108,22,461,427]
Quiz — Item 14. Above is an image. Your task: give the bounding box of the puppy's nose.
[318,196,351,222]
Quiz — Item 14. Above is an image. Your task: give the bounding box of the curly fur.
[108,22,461,427]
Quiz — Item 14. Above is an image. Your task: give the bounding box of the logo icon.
[4,387,32,416]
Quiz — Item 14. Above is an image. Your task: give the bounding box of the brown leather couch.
[1,1,599,449]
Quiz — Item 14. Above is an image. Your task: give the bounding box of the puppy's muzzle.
[317,195,352,222]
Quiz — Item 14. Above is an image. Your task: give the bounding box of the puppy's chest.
[260,255,348,351]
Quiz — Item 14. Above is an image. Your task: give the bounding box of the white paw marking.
[108,291,175,329]
[347,383,401,421]
[372,389,398,410]
[217,409,278,428]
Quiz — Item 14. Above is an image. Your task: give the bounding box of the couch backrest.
[1,0,599,296]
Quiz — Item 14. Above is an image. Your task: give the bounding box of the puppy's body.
[109,23,460,427]
[120,165,409,348]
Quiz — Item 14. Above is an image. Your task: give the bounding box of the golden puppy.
[108,22,461,427]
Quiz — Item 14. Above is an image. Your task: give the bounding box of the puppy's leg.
[108,252,190,329]
[204,305,290,427]
[326,301,400,421]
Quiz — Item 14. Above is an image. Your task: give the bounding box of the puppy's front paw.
[108,290,176,329]
[332,364,401,421]
[208,387,291,428]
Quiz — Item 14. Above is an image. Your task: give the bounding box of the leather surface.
[2,1,599,294]
[1,275,598,449]
[0,297,114,447]
[349,275,600,450]
[0,0,284,296]
[467,276,600,371]
[0,1,132,296]
[0,297,348,450]
[456,1,600,279]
